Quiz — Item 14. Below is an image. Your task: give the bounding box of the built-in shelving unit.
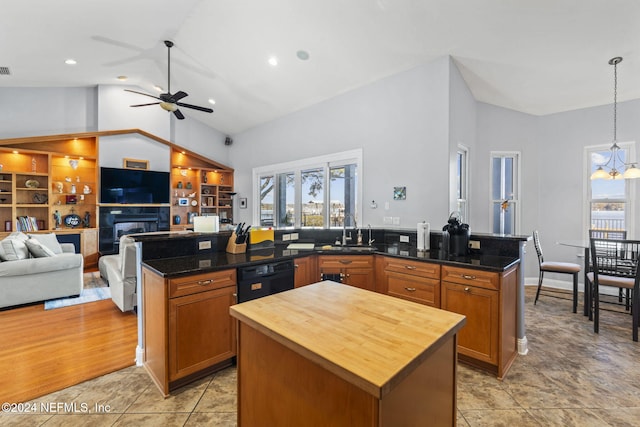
[170,148,234,230]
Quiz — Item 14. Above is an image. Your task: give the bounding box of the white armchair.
[99,235,137,312]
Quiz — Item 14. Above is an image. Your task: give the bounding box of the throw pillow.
[27,233,63,254]
[0,238,29,261]
[25,238,56,258]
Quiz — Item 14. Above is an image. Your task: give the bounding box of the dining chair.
[588,238,639,341]
[589,229,629,305]
[533,230,582,313]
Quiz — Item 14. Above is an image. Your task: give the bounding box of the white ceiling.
[2,0,640,135]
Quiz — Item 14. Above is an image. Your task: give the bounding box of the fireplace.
[99,207,170,255]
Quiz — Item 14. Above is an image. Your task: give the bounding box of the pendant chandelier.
[590,57,640,180]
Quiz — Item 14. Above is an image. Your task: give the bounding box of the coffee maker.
[442,212,470,256]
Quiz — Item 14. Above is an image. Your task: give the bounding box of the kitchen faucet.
[342,213,357,246]
[367,224,375,246]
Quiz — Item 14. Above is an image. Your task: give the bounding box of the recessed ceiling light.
[268,56,278,67]
[296,50,310,61]
[65,59,77,65]
[117,76,128,81]
[154,85,164,92]
[208,99,216,105]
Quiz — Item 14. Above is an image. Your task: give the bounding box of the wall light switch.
[400,235,409,243]
[282,234,291,241]
[383,216,393,225]
[290,233,299,240]
[468,240,480,250]
[198,240,212,250]
[392,217,400,225]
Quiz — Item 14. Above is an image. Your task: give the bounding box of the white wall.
[229,57,452,228]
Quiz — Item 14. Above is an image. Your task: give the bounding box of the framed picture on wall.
[178,198,189,206]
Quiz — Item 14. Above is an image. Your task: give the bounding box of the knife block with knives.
[226,232,247,254]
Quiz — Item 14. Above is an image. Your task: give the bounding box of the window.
[490,152,520,234]
[456,145,469,222]
[254,150,362,229]
[585,143,635,236]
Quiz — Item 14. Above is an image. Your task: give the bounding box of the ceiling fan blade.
[172,91,188,101]
[176,102,213,113]
[130,102,161,107]
[173,109,185,120]
[124,89,161,101]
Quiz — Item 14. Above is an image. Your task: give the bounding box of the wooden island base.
[231,281,466,426]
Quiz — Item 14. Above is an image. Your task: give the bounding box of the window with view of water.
[254,150,362,229]
[587,145,630,233]
[490,152,520,235]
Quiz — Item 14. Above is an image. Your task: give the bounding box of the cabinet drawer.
[169,269,237,298]
[384,258,440,279]
[441,266,499,290]
[318,255,373,269]
[387,272,440,307]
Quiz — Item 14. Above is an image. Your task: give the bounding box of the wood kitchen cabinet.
[142,267,237,396]
[294,255,317,288]
[318,255,375,291]
[382,257,441,307]
[440,264,518,379]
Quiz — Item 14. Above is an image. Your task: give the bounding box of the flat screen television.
[100,167,170,204]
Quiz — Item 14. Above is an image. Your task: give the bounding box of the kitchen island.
[230,280,466,426]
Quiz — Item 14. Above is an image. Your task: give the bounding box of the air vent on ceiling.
[0,67,10,75]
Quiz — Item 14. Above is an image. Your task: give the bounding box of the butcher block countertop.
[229,280,466,399]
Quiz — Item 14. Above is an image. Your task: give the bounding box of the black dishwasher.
[237,259,295,303]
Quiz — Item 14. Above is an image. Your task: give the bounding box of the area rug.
[44,272,111,310]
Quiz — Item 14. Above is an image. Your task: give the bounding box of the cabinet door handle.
[339,259,352,265]
[197,279,213,286]
[404,265,417,270]
[405,287,417,292]
[464,287,470,292]
[461,274,476,280]
[294,264,299,269]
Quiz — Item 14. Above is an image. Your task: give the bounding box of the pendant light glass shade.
[591,57,639,180]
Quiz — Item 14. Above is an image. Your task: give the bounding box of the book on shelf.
[15,216,39,232]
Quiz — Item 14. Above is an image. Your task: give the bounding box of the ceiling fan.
[124,40,213,120]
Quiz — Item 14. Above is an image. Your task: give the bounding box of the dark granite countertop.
[141,241,519,278]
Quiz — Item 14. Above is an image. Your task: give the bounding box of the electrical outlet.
[392,217,400,225]
[198,240,212,250]
[282,234,291,241]
[383,216,393,225]
[468,240,480,249]
[400,235,409,243]
[290,233,299,240]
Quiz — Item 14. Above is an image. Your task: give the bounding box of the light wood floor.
[0,298,137,403]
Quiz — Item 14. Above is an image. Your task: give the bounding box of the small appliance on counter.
[442,212,469,256]
[417,221,430,251]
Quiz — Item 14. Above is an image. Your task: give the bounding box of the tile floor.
[1,287,639,426]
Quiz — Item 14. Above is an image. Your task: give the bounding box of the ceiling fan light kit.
[124,40,213,120]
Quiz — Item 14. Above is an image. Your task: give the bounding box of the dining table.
[556,240,591,317]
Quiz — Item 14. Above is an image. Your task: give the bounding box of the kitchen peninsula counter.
[230,280,466,426]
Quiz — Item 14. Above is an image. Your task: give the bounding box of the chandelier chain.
[613,59,617,142]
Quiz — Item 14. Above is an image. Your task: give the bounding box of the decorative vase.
[174,215,181,225]
[177,181,183,189]
[186,182,192,189]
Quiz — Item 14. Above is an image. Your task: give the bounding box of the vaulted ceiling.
[2,0,639,134]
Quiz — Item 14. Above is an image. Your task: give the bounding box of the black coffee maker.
[442,212,470,256]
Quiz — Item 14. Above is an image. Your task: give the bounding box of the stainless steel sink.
[315,245,377,252]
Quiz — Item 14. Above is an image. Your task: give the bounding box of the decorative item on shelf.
[188,192,196,198]
[0,164,3,172]
[83,184,91,194]
[4,220,11,232]
[188,212,197,224]
[36,220,45,230]
[25,179,40,188]
[70,184,76,194]
[32,193,48,204]
[203,172,208,183]
[591,57,640,180]
[69,159,79,170]
[220,175,224,184]
[79,194,85,201]
[31,157,37,172]
[203,188,210,194]
[173,215,181,225]
[66,195,77,204]
[123,158,149,170]
[186,182,192,189]
[65,176,71,182]
[53,210,61,229]
[64,208,81,228]
[83,211,91,228]
[178,198,189,206]
[191,199,198,207]
[177,181,183,189]
[180,168,188,177]
[0,198,6,204]
[55,182,63,193]
[76,175,80,182]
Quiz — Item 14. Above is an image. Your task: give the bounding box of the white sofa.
[99,235,137,312]
[0,233,84,309]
